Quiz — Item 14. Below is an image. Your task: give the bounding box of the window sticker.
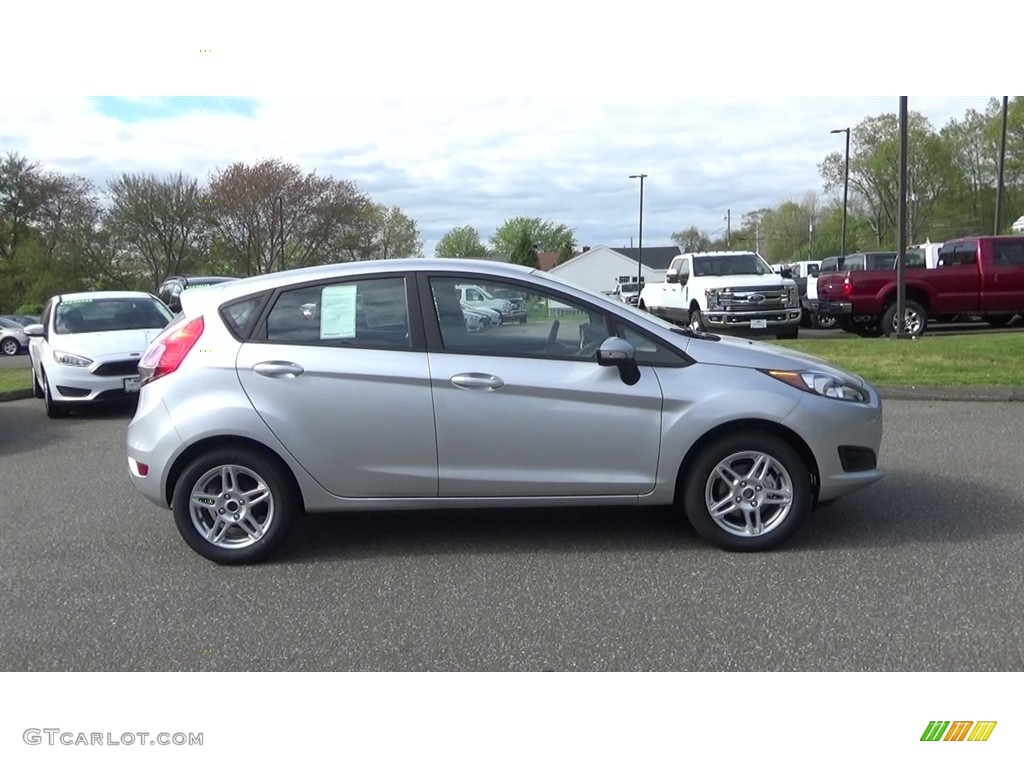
[319,284,358,339]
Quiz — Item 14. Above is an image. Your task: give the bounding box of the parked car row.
[815,236,1024,337]
[15,261,888,565]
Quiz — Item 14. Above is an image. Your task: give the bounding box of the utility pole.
[896,96,909,339]
[995,96,1009,235]
[725,209,731,248]
[629,174,647,291]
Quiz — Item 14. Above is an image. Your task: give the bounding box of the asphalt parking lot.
[1,392,1022,672]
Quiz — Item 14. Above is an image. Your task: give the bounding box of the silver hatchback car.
[127,259,883,564]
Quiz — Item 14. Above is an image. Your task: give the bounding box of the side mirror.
[597,337,641,385]
[780,267,793,279]
[665,272,679,284]
[23,323,44,338]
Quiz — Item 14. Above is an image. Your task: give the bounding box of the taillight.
[139,317,205,385]
[843,278,852,296]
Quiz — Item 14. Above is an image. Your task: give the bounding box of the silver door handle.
[450,373,504,390]
[253,361,304,378]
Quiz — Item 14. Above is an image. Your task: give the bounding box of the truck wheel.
[775,326,799,340]
[681,431,812,552]
[882,300,927,337]
[688,308,705,332]
[812,313,838,330]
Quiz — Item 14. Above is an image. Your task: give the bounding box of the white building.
[549,245,681,295]
[1011,214,1024,233]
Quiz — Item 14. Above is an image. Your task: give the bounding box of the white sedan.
[25,291,174,418]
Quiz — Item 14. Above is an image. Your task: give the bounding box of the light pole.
[831,127,850,256]
[276,196,285,270]
[995,96,1009,235]
[629,174,647,291]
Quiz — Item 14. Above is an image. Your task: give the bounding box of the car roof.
[56,290,158,302]
[164,275,237,284]
[201,259,538,305]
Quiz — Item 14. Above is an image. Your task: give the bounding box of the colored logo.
[921,721,997,742]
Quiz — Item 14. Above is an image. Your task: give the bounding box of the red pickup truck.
[816,236,1024,336]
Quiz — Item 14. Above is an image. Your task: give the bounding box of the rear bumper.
[819,300,853,315]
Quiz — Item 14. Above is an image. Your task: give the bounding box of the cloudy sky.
[1,3,1012,257]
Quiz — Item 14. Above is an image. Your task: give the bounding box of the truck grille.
[717,287,791,311]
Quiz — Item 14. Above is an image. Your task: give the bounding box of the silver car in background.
[127,259,884,564]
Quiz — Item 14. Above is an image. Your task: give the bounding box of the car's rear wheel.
[682,432,811,551]
[1,338,19,356]
[172,448,298,565]
[42,371,67,418]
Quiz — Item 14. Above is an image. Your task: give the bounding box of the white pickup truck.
[638,251,802,338]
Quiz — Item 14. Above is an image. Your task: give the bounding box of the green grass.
[770,333,1024,387]
[0,367,33,393]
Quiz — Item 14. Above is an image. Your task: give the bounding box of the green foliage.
[509,228,539,268]
[490,217,576,263]
[435,225,490,259]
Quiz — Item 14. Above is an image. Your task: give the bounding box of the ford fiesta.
[26,291,174,417]
[126,259,884,564]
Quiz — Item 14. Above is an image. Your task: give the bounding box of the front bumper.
[45,362,142,402]
[702,307,802,335]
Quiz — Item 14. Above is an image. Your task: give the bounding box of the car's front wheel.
[1,338,20,356]
[172,447,298,565]
[682,432,812,551]
[42,371,67,418]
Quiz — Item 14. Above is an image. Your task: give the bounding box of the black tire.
[518,316,527,324]
[812,313,838,330]
[1,338,19,356]
[688,308,705,333]
[42,371,67,418]
[171,447,299,565]
[882,300,927,337]
[32,368,44,399]
[681,431,812,552]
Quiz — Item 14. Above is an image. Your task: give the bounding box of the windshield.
[55,297,173,334]
[693,253,772,277]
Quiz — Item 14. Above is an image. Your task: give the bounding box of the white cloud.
[0,3,1013,256]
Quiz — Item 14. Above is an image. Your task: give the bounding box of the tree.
[208,159,368,275]
[819,111,959,247]
[670,226,712,252]
[509,228,539,268]
[489,217,576,263]
[104,171,211,290]
[435,225,490,259]
[369,204,423,260]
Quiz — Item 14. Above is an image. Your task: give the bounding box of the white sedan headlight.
[763,369,868,402]
[53,350,93,367]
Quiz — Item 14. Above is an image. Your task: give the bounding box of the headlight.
[705,288,722,309]
[502,301,512,312]
[53,350,93,367]
[762,369,868,402]
[787,285,799,307]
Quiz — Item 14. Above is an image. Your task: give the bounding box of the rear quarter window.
[221,294,268,340]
